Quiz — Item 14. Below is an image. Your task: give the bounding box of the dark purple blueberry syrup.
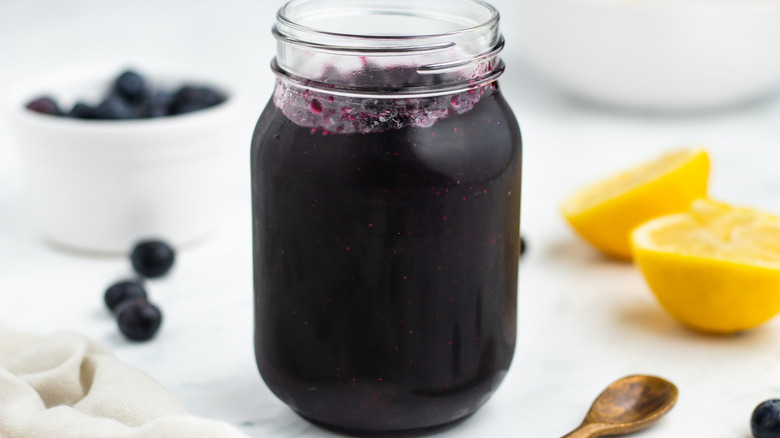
[251,81,521,434]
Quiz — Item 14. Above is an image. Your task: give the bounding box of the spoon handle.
[561,421,608,438]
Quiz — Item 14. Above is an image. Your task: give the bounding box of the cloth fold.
[0,326,248,438]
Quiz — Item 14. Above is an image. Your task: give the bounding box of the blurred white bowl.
[516,0,780,111]
[8,64,242,254]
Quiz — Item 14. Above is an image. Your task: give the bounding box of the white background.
[2,1,780,437]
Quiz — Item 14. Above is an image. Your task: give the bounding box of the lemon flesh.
[562,149,710,260]
[632,199,780,334]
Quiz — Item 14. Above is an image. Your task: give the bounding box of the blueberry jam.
[251,79,521,433]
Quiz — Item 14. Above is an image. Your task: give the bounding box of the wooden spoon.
[561,375,678,438]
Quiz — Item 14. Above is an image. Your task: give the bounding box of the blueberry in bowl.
[24,69,228,120]
[25,96,62,116]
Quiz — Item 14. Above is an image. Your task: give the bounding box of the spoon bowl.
[562,375,678,438]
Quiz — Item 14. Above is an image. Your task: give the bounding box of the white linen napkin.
[0,326,249,438]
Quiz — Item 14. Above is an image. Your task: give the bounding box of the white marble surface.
[2,1,780,437]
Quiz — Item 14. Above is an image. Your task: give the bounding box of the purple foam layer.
[273,80,493,134]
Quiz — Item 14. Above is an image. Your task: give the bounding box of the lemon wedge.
[562,149,710,259]
[631,199,780,334]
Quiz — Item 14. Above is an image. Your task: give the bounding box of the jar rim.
[275,0,500,47]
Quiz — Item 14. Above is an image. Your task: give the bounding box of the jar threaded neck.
[272,0,505,97]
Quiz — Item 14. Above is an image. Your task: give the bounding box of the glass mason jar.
[251,0,522,433]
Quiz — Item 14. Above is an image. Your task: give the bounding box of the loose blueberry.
[519,235,527,256]
[115,298,162,341]
[114,70,147,103]
[131,240,176,278]
[95,95,135,120]
[25,96,62,116]
[68,102,97,119]
[169,86,226,115]
[753,399,780,438]
[104,280,147,312]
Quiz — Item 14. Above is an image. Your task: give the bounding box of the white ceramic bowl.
[8,64,242,253]
[515,0,780,111]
